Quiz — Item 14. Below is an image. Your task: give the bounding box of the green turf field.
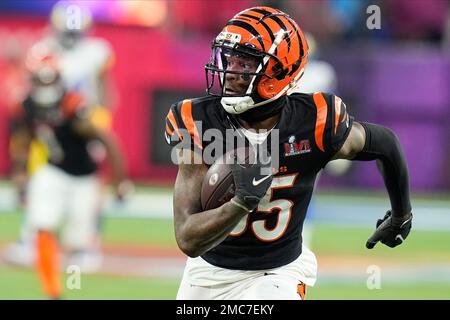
[1,208,450,300]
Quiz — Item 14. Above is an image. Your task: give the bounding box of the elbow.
[176,236,204,258]
[382,126,401,145]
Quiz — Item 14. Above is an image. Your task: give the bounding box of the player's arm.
[173,148,272,257]
[97,53,116,108]
[9,120,33,203]
[166,100,272,257]
[333,121,412,249]
[72,116,128,196]
[9,122,32,175]
[173,150,250,257]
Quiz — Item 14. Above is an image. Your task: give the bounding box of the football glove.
[231,149,273,211]
[366,210,412,249]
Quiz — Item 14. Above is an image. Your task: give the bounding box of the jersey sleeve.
[312,92,353,159]
[328,94,353,155]
[61,92,88,120]
[164,99,203,150]
[97,39,115,73]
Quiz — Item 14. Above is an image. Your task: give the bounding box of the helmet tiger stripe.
[206,6,308,113]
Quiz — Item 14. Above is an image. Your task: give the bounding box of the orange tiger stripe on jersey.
[334,96,342,135]
[167,109,182,140]
[313,92,328,152]
[297,283,307,300]
[180,99,202,149]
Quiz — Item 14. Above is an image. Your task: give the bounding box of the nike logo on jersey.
[252,175,272,186]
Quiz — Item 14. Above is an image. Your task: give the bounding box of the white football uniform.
[27,164,101,251]
[33,36,113,108]
[176,245,317,300]
[4,36,113,270]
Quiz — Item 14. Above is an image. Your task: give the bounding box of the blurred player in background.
[29,1,116,164]
[165,6,413,300]
[8,54,127,299]
[4,1,118,270]
[35,0,116,114]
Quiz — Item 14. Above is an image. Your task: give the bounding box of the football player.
[4,1,117,269]
[165,7,412,300]
[9,55,127,299]
[25,1,116,176]
[33,1,116,112]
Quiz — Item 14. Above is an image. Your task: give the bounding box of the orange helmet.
[205,6,308,114]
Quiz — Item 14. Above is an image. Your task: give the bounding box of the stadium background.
[0,0,449,299]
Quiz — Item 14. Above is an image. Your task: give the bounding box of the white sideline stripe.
[318,264,450,285]
[0,185,449,230]
[310,201,450,231]
[102,192,174,219]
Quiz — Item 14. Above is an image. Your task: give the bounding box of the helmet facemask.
[205,40,283,114]
[205,7,309,115]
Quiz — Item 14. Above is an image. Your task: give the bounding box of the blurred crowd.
[2,0,450,132]
[0,0,448,200]
[1,0,450,121]
[168,0,450,44]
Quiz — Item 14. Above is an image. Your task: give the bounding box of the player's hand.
[114,179,134,203]
[230,148,273,211]
[366,210,412,249]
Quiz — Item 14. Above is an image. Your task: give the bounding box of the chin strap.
[238,96,286,122]
[221,96,255,114]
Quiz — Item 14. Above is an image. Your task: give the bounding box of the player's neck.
[236,113,280,132]
[235,96,285,131]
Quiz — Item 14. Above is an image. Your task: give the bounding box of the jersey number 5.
[229,174,298,241]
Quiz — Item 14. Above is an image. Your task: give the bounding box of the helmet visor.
[205,43,269,97]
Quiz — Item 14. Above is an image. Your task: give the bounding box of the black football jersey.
[165,92,353,270]
[18,94,97,176]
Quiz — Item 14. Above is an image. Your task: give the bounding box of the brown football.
[201,147,254,211]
